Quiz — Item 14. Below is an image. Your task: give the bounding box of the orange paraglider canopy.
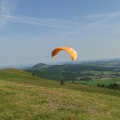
[51,47,77,61]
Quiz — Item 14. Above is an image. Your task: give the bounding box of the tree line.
[97,83,120,91]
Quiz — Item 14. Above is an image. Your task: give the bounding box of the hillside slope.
[0,68,120,120]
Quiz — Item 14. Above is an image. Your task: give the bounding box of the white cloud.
[60,12,120,38]
[1,11,120,34]
[0,0,19,29]
[85,12,120,27]
[0,1,120,38]
[0,13,84,29]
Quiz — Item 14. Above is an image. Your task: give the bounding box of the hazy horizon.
[0,58,120,70]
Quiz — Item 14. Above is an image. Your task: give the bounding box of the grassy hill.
[0,68,120,120]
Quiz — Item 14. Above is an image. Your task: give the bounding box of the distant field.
[81,70,113,75]
[0,68,120,120]
[88,78,120,86]
[78,78,120,86]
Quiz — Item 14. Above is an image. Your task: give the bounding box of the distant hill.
[33,63,47,68]
[30,63,51,70]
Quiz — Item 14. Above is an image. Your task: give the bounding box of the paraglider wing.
[51,47,77,61]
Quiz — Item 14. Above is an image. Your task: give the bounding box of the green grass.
[88,78,120,86]
[78,78,120,86]
[0,68,120,120]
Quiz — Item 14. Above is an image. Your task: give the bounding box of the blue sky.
[0,0,120,66]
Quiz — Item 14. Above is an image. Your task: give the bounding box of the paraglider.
[51,46,77,61]
[51,46,77,85]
